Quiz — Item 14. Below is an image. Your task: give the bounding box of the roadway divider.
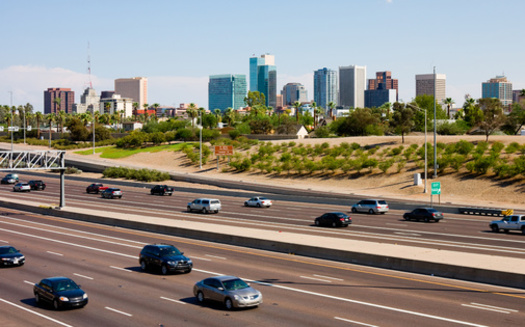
[458,207,507,217]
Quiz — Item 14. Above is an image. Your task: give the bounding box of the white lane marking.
[461,302,518,314]
[110,266,132,272]
[300,276,332,283]
[385,223,406,227]
[190,256,211,261]
[205,254,226,260]
[46,251,63,256]
[313,274,344,281]
[74,273,94,280]
[24,280,35,286]
[0,239,8,243]
[335,316,379,327]
[160,296,186,305]
[393,232,421,237]
[0,298,73,327]
[105,306,132,317]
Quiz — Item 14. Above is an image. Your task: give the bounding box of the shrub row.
[102,167,170,182]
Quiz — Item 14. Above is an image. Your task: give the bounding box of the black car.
[34,277,88,310]
[0,245,25,266]
[403,208,443,222]
[101,188,122,199]
[1,173,19,184]
[150,185,174,196]
[139,244,192,275]
[28,180,46,190]
[314,212,352,227]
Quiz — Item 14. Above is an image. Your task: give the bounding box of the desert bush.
[490,142,505,154]
[378,159,395,173]
[505,142,520,154]
[455,140,474,155]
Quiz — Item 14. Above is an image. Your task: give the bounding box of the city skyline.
[1,0,524,112]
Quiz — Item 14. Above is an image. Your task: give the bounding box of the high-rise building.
[513,90,525,104]
[314,68,338,111]
[44,88,75,114]
[73,87,100,114]
[208,74,247,111]
[249,54,276,108]
[415,73,446,103]
[114,77,148,108]
[482,76,513,106]
[339,65,366,108]
[100,94,134,117]
[365,71,398,108]
[368,71,398,101]
[281,83,308,106]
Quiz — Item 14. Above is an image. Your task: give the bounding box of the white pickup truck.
[489,215,525,234]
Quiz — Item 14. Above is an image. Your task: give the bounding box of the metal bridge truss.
[0,151,65,171]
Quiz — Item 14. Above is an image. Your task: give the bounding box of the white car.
[244,197,272,208]
[13,183,31,192]
[351,199,389,214]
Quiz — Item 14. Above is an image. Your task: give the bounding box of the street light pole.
[23,108,26,145]
[199,110,202,169]
[92,108,96,155]
[433,66,437,178]
[408,104,427,193]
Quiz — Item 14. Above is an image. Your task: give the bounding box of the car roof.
[0,245,15,249]
[326,212,347,215]
[210,275,241,282]
[44,276,72,282]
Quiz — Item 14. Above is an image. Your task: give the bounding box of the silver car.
[351,199,389,214]
[244,196,272,208]
[187,198,221,214]
[13,182,31,192]
[193,276,262,310]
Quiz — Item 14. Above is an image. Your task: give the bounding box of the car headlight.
[82,293,88,299]
[167,261,176,265]
[2,258,12,262]
[187,259,192,264]
[233,295,241,300]
[59,296,69,302]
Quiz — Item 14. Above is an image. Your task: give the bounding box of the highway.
[1,172,525,260]
[1,208,524,327]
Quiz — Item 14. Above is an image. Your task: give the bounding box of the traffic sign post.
[214,146,234,171]
[431,182,441,206]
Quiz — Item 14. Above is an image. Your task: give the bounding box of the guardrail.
[458,207,506,217]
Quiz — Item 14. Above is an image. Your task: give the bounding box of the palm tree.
[443,97,454,119]
[328,101,336,118]
[152,103,160,119]
[35,111,43,138]
[132,102,139,119]
[214,108,222,125]
[187,103,198,127]
[142,103,149,121]
[293,101,301,123]
[311,101,317,128]
[45,113,55,148]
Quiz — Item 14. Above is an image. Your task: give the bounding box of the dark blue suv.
[139,244,192,275]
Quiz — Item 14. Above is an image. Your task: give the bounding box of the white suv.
[351,199,389,214]
[187,198,221,214]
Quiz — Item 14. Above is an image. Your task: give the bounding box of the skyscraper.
[281,83,308,106]
[365,71,399,108]
[73,87,100,114]
[368,71,398,101]
[114,77,148,108]
[249,54,276,108]
[339,65,366,108]
[415,73,446,103]
[482,76,513,106]
[44,88,75,114]
[313,68,338,111]
[208,74,247,111]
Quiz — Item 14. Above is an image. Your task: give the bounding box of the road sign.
[0,126,3,132]
[27,126,32,131]
[431,182,441,195]
[214,145,233,156]
[8,126,19,132]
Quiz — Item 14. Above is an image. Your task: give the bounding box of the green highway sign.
[431,182,441,195]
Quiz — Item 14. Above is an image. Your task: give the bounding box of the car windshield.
[427,209,439,213]
[160,246,182,256]
[53,280,79,292]
[222,278,249,291]
[0,247,17,254]
[378,201,387,204]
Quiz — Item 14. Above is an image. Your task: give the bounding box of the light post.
[408,103,427,193]
[23,108,26,145]
[433,66,437,178]
[199,110,202,169]
[92,108,96,155]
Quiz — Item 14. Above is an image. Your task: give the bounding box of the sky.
[1,0,524,113]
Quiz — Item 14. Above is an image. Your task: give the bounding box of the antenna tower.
[87,42,93,88]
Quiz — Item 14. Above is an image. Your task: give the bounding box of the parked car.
[101,188,122,199]
[403,208,443,222]
[1,173,19,184]
[314,212,352,227]
[489,215,525,234]
[351,199,389,214]
[244,197,272,208]
[193,276,262,310]
[28,180,46,191]
[150,185,174,196]
[13,182,31,192]
[34,277,88,310]
[86,183,108,194]
[0,245,25,266]
[187,198,221,214]
[139,244,192,275]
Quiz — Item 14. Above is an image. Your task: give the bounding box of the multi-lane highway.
[1,172,525,260]
[1,207,524,327]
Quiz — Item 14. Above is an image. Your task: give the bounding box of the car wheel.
[424,217,429,223]
[351,207,357,213]
[161,265,169,275]
[187,206,192,212]
[53,299,60,310]
[214,210,219,214]
[35,293,40,304]
[332,222,337,227]
[196,291,205,303]
[169,193,172,196]
[185,268,192,274]
[521,227,525,235]
[244,202,248,207]
[369,209,375,214]
[150,191,154,195]
[224,298,234,310]
[504,229,509,233]
[161,191,165,196]
[202,208,208,214]
[140,260,147,271]
[491,224,499,233]
[315,220,320,226]
[403,216,410,220]
[256,203,261,208]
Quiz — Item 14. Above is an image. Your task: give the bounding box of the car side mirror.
[181,252,184,255]
[218,287,224,291]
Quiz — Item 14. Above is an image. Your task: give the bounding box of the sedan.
[194,276,262,310]
[403,208,443,222]
[101,188,122,199]
[13,182,31,192]
[34,277,88,310]
[314,212,352,227]
[0,245,25,266]
[244,197,272,208]
[150,184,174,196]
[1,176,17,184]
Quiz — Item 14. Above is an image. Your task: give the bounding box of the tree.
[391,102,415,143]
[477,98,506,141]
[45,113,55,146]
[35,111,43,138]
[328,101,336,118]
[213,108,222,125]
[244,91,265,107]
[142,103,149,121]
[152,103,160,119]
[293,101,301,122]
[443,97,454,119]
[67,117,90,141]
[335,108,381,136]
[501,101,525,135]
[187,103,198,127]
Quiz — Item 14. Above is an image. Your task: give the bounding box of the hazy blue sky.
[1,0,523,112]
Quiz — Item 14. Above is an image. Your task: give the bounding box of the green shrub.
[455,140,474,155]
[490,141,505,154]
[378,159,394,173]
[505,142,520,154]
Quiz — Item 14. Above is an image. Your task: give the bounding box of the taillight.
[340,218,345,221]
[432,213,436,216]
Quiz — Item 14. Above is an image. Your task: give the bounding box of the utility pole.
[433,66,437,178]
